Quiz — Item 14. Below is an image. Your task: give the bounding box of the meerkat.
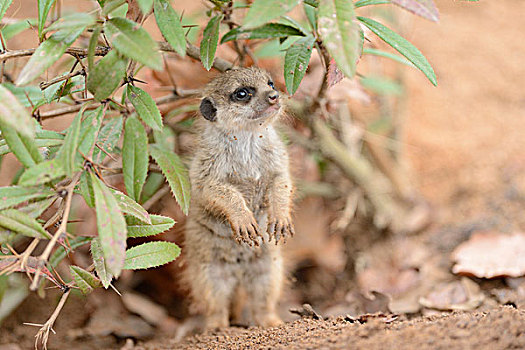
[183,67,294,330]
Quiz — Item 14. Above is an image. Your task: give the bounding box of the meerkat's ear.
[200,97,217,122]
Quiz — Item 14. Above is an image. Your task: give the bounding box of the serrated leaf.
[123,241,180,270]
[17,22,89,86]
[0,83,43,109]
[154,0,185,56]
[391,0,439,22]
[79,171,95,208]
[90,238,113,288]
[318,0,360,78]
[1,129,64,157]
[123,116,148,202]
[0,186,54,210]
[304,1,318,31]
[49,236,92,267]
[0,209,50,239]
[93,116,123,163]
[284,35,315,95]
[0,124,42,168]
[87,50,127,101]
[354,0,390,8]
[126,214,175,238]
[357,16,437,86]
[57,108,82,176]
[0,84,35,137]
[70,265,102,294]
[0,0,12,23]
[91,172,127,277]
[221,23,303,43]
[243,0,300,29]
[200,14,223,71]
[149,144,190,215]
[104,17,162,70]
[127,85,162,131]
[109,188,151,224]
[18,159,65,186]
[153,125,175,152]
[37,0,56,39]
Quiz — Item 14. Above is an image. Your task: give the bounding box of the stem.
[34,288,71,350]
[40,70,84,90]
[0,46,110,62]
[30,173,81,291]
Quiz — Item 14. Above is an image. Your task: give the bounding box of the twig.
[39,69,84,90]
[34,288,71,350]
[0,46,110,62]
[142,185,170,211]
[30,173,81,291]
[39,103,99,120]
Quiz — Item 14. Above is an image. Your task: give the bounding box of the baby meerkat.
[183,67,294,330]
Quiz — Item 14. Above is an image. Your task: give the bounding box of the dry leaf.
[452,232,525,278]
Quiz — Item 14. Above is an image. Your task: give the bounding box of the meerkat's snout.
[267,91,279,105]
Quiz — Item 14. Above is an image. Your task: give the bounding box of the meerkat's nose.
[267,91,279,105]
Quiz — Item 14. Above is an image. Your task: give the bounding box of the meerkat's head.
[199,67,281,131]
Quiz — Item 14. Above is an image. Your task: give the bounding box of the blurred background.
[1,0,525,348]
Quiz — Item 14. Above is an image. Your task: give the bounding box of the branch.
[0,46,110,62]
[40,69,85,90]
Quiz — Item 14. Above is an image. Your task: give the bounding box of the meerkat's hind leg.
[244,248,284,327]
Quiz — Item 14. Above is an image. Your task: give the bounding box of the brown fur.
[183,67,294,330]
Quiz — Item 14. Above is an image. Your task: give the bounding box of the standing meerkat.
[183,67,294,330]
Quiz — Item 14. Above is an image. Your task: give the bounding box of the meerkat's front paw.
[267,215,295,244]
[229,214,262,247]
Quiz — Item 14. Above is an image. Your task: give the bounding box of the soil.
[2,0,525,349]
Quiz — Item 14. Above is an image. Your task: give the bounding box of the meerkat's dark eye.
[268,81,275,90]
[231,87,255,102]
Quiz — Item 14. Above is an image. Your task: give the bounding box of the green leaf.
[0,83,42,109]
[0,0,12,22]
[154,0,186,56]
[221,23,303,43]
[1,19,37,43]
[87,50,128,101]
[136,0,153,14]
[123,116,148,202]
[0,129,64,157]
[153,125,175,152]
[0,124,42,168]
[37,0,56,39]
[243,0,300,29]
[93,116,123,163]
[139,172,164,203]
[17,19,90,85]
[126,214,175,237]
[43,13,96,38]
[78,105,105,156]
[18,159,65,186]
[200,14,223,71]
[127,85,163,131]
[91,172,127,277]
[0,186,54,210]
[79,171,95,208]
[87,26,102,72]
[318,0,360,78]
[90,238,113,288]
[284,35,315,95]
[49,236,92,267]
[0,84,35,137]
[69,265,102,294]
[123,241,180,270]
[19,196,56,218]
[149,144,190,215]
[363,47,413,67]
[360,76,403,95]
[104,17,162,70]
[354,0,390,8]
[109,188,151,224]
[304,2,318,31]
[58,108,83,176]
[0,209,50,238]
[357,16,437,86]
